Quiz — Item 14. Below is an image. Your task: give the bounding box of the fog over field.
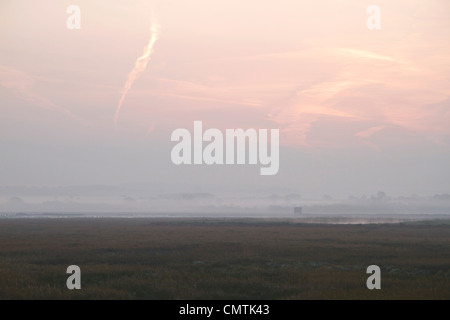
[1,185,450,219]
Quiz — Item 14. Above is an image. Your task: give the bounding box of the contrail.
[114,18,161,127]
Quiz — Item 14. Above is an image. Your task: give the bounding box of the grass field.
[0,218,448,299]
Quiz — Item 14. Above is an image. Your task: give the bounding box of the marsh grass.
[0,218,448,299]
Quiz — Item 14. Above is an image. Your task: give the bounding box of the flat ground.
[0,218,448,299]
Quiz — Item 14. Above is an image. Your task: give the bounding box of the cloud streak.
[0,66,89,125]
[114,17,161,128]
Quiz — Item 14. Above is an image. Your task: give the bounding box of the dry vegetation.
[0,218,448,299]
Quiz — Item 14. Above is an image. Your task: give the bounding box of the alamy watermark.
[66,265,81,290]
[66,5,81,30]
[366,5,381,30]
[366,265,381,289]
[170,121,279,175]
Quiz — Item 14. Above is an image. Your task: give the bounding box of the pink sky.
[1,0,449,147]
[1,0,449,195]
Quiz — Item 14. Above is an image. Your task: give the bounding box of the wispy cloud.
[336,48,406,64]
[114,17,161,128]
[0,66,89,125]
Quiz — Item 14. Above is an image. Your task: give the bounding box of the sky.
[1,0,450,201]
